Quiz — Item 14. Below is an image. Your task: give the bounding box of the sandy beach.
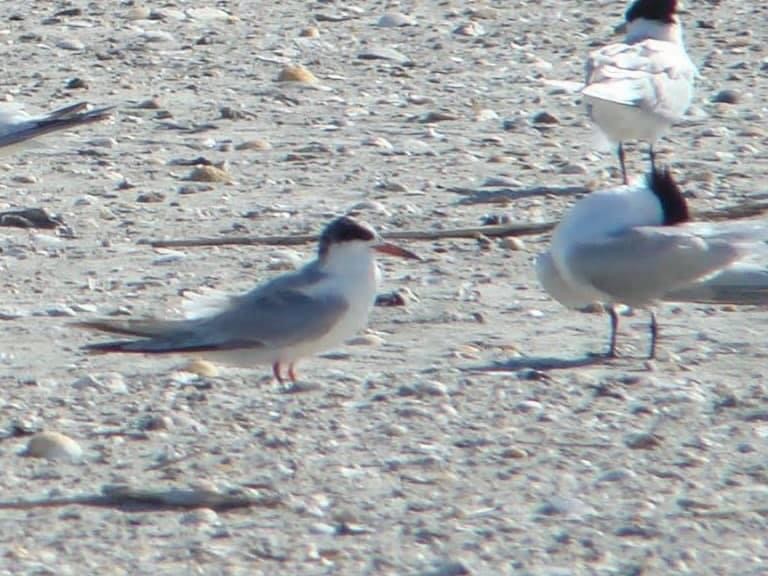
[0,1,767,574]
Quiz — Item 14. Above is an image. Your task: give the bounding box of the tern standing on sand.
[537,168,765,358]
[77,217,419,384]
[583,0,696,183]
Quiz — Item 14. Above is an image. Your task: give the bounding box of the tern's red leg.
[288,364,298,383]
[272,362,284,384]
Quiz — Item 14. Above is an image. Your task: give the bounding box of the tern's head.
[625,0,683,44]
[318,216,419,262]
[647,166,689,225]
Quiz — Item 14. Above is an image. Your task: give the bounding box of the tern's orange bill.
[374,242,420,260]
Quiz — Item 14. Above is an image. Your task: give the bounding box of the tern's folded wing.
[0,104,113,148]
[584,40,695,119]
[79,287,349,354]
[569,227,742,306]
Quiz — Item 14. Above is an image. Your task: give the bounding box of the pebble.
[139,30,175,43]
[126,6,152,20]
[276,64,318,84]
[419,110,459,123]
[73,373,129,394]
[136,191,165,203]
[532,111,560,124]
[453,21,485,36]
[712,89,739,104]
[186,165,232,183]
[418,561,470,576]
[377,13,415,27]
[347,334,385,346]
[24,431,83,462]
[624,432,661,449]
[182,359,219,377]
[186,7,233,22]
[299,26,320,38]
[499,237,525,251]
[235,139,272,151]
[180,508,219,525]
[358,46,412,66]
[56,38,85,51]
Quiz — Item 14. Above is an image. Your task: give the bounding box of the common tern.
[77,216,419,383]
[537,167,764,358]
[583,0,696,183]
[0,101,113,151]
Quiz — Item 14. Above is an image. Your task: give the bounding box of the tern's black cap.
[648,166,689,225]
[626,0,678,23]
[319,216,376,256]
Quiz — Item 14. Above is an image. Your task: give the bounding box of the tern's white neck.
[626,17,684,45]
[321,241,379,284]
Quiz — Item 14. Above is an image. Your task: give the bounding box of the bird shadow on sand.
[462,354,605,373]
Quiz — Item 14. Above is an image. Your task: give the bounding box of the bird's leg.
[608,305,620,358]
[288,363,298,383]
[649,144,656,174]
[272,362,284,384]
[648,310,658,360]
[618,142,628,185]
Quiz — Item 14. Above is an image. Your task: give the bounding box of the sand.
[0,1,767,574]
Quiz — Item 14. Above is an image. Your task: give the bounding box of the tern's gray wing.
[584,40,695,120]
[664,263,768,305]
[570,227,742,307]
[0,103,113,149]
[79,261,350,354]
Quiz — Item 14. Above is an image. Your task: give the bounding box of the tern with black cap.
[536,168,764,358]
[583,0,696,183]
[76,216,419,384]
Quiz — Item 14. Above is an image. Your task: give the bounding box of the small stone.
[24,432,83,461]
[56,38,85,51]
[418,561,469,576]
[532,111,559,124]
[453,21,485,36]
[299,26,320,38]
[499,237,525,251]
[136,98,161,109]
[186,165,232,183]
[624,432,661,449]
[182,359,219,377]
[235,139,271,151]
[136,191,165,203]
[560,162,587,175]
[11,174,37,184]
[357,46,412,66]
[180,508,219,525]
[377,13,415,27]
[347,334,385,346]
[65,78,88,90]
[596,469,633,482]
[419,110,459,123]
[712,89,739,104]
[276,64,318,84]
[127,6,151,20]
[186,7,232,21]
[499,447,527,459]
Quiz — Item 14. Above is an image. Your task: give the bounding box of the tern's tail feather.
[75,317,193,354]
[0,103,114,148]
[664,264,768,305]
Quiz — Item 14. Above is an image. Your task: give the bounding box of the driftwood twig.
[146,198,768,250]
[0,484,281,512]
[148,222,557,249]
